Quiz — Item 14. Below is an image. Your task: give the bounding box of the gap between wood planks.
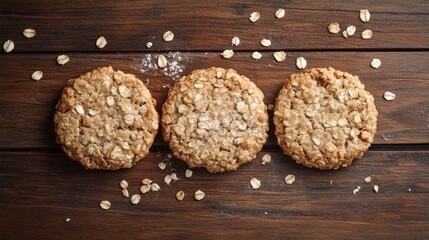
[5,49,429,54]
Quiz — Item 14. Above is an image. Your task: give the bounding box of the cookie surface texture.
[274,67,378,170]
[54,66,159,170]
[161,67,269,173]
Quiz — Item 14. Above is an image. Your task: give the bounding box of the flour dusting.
[137,52,186,81]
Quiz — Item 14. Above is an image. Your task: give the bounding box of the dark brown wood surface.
[0,1,428,239]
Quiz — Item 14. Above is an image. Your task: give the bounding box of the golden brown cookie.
[54,66,159,170]
[274,67,378,170]
[161,67,269,173]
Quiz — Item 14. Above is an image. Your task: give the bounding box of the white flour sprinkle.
[137,52,186,81]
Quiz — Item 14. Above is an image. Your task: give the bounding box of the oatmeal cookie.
[54,66,159,170]
[161,67,269,173]
[274,67,377,170]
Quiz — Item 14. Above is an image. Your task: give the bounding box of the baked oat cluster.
[274,67,378,170]
[54,66,159,170]
[161,67,269,173]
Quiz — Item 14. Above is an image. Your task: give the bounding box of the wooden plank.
[0,150,428,239]
[0,0,428,52]
[0,52,428,149]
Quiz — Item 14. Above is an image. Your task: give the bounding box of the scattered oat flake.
[151,183,160,191]
[250,177,261,189]
[364,176,372,183]
[65,218,71,222]
[131,194,141,204]
[170,173,179,181]
[185,169,193,178]
[371,58,381,69]
[383,91,396,101]
[96,36,107,49]
[158,162,166,170]
[194,190,205,200]
[163,31,174,42]
[221,49,234,59]
[261,153,271,165]
[328,23,340,34]
[142,178,152,185]
[275,8,285,19]
[285,174,295,185]
[362,29,373,39]
[176,191,185,201]
[120,180,128,189]
[158,55,168,68]
[252,51,262,60]
[273,51,286,62]
[23,28,36,38]
[99,200,111,210]
[330,180,333,185]
[137,52,186,81]
[140,184,151,194]
[408,188,412,192]
[146,42,153,48]
[346,25,356,36]
[231,36,240,46]
[360,9,371,23]
[261,39,271,47]
[164,174,172,185]
[352,188,360,195]
[31,71,43,81]
[249,12,260,22]
[3,40,14,53]
[296,57,307,69]
[373,185,379,193]
[167,153,173,159]
[122,188,129,197]
[342,30,349,38]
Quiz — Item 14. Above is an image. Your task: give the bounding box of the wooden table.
[1,1,428,239]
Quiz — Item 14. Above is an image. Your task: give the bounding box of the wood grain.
[0,150,428,239]
[0,52,428,149]
[1,0,428,52]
